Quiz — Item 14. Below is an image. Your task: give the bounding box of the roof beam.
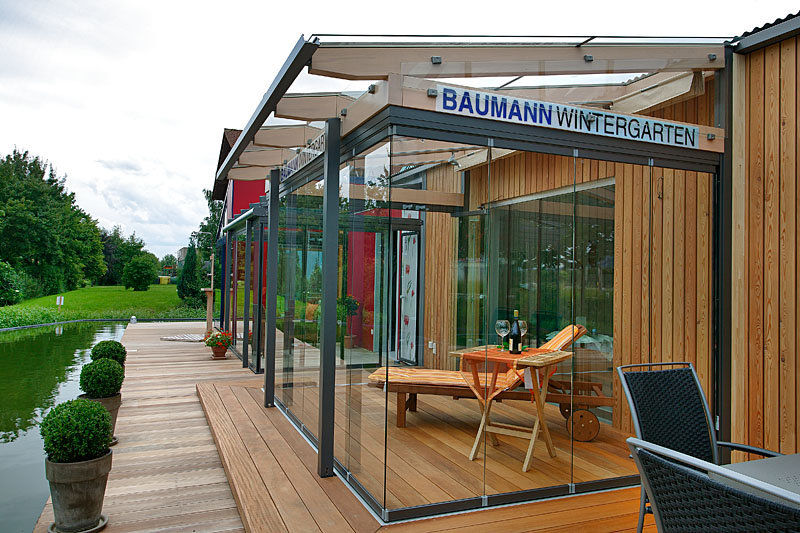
[496,72,678,104]
[228,166,273,181]
[309,44,724,80]
[275,93,356,121]
[237,148,298,167]
[611,71,705,113]
[253,125,323,148]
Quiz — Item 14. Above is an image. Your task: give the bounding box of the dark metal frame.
[263,169,280,407]
[241,219,253,366]
[262,101,724,522]
[733,15,800,55]
[250,219,266,373]
[317,118,341,477]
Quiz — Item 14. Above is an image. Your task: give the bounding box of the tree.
[0,150,106,296]
[194,189,223,289]
[122,255,157,291]
[177,245,203,306]
[160,254,177,275]
[0,261,22,306]
[98,227,146,286]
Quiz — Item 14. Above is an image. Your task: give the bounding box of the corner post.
[318,118,340,477]
[264,169,281,407]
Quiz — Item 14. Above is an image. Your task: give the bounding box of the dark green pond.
[0,322,126,533]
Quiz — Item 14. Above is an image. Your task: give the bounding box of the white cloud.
[0,0,797,258]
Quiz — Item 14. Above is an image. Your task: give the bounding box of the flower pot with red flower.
[204,331,232,359]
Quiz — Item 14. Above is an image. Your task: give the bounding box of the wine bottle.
[508,309,522,354]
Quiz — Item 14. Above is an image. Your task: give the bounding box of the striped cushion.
[368,367,519,390]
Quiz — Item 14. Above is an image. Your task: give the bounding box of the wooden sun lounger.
[367,325,587,429]
[367,366,531,427]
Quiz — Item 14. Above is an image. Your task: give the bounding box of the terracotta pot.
[45,450,112,532]
[343,335,356,349]
[79,393,121,447]
[211,345,228,359]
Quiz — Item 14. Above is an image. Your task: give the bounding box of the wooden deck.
[35,322,252,533]
[35,322,654,532]
[200,378,655,532]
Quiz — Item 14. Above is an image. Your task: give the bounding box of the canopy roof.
[213,34,730,199]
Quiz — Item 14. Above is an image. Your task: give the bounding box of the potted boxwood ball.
[40,399,112,533]
[79,358,124,446]
[90,340,127,366]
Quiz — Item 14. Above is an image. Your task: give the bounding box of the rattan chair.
[617,362,782,532]
[627,437,800,532]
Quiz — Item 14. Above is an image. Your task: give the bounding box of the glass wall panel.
[569,159,638,483]
[275,178,325,438]
[231,231,247,351]
[252,221,266,373]
[480,150,575,493]
[381,137,491,509]
[334,142,391,508]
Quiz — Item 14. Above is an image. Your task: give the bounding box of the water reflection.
[0,322,125,533]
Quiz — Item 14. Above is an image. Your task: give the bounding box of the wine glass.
[495,320,510,350]
[519,320,528,347]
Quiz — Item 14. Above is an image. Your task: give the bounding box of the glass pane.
[383,136,489,509]
[231,231,247,348]
[334,141,391,508]
[247,223,258,361]
[483,149,574,493]
[570,159,638,483]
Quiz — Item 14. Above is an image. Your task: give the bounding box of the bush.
[80,359,124,398]
[91,340,127,365]
[122,256,158,291]
[177,245,203,303]
[0,261,23,306]
[40,399,111,463]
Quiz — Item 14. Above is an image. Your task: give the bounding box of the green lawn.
[18,285,182,312]
[0,285,209,329]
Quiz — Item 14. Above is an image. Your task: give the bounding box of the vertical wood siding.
[732,39,799,457]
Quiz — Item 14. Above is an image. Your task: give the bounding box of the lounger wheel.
[559,403,571,419]
[566,409,600,442]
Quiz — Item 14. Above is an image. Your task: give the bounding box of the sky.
[0,1,797,258]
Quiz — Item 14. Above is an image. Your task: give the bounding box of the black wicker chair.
[627,438,800,532]
[617,362,782,532]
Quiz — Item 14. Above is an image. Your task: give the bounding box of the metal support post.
[264,169,280,407]
[318,118,340,477]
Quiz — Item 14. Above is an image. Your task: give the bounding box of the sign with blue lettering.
[280,131,326,181]
[436,85,699,150]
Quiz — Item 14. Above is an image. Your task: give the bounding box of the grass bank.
[0,285,207,329]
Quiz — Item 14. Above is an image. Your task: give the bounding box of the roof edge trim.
[733,15,800,54]
[215,36,319,184]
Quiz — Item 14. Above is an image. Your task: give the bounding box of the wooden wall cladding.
[731,39,799,458]
[422,163,459,370]
[612,165,713,433]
